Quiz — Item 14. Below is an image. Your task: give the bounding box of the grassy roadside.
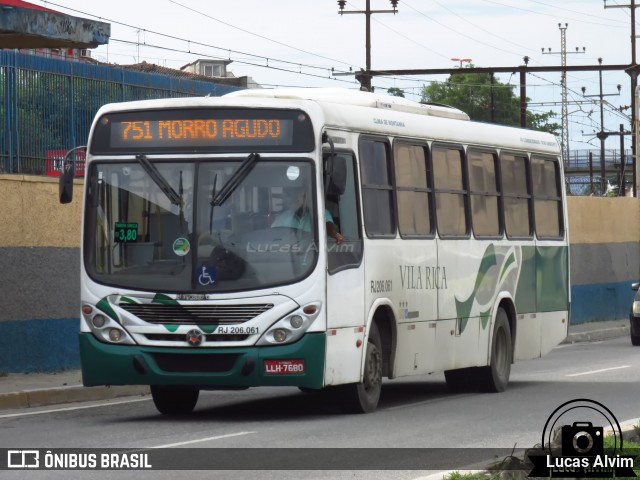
[443,432,640,480]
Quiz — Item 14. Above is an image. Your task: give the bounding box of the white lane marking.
[0,397,150,419]
[151,431,254,448]
[566,365,631,377]
[384,395,470,411]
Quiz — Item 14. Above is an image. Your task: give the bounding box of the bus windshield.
[84,158,318,293]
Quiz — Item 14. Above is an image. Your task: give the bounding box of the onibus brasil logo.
[528,399,636,478]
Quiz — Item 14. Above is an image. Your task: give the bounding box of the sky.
[38,0,637,153]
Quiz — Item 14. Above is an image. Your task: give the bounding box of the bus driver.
[272,188,344,244]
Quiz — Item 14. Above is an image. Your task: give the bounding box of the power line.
[427,0,538,53]
[521,0,628,24]
[402,1,530,59]
[111,38,357,84]
[168,0,358,69]
[481,0,627,28]
[42,1,360,76]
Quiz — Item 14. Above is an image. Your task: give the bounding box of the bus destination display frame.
[90,108,315,154]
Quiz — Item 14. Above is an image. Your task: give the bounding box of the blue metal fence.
[1,51,240,175]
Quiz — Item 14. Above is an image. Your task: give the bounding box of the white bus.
[60,88,570,414]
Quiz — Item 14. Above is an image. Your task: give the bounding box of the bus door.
[324,152,365,385]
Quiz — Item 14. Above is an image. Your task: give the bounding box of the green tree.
[420,67,560,135]
[387,87,405,97]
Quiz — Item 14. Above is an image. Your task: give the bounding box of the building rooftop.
[0,0,109,48]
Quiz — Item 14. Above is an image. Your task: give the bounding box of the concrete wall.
[568,197,640,323]
[0,175,639,372]
[0,175,83,372]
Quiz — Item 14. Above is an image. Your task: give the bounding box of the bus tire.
[151,385,199,415]
[339,322,383,414]
[478,308,512,392]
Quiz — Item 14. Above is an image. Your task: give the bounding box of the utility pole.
[542,23,585,165]
[604,0,638,197]
[337,0,398,92]
[451,58,472,68]
[581,58,622,194]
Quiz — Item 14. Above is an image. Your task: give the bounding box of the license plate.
[263,359,305,374]
[214,325,259,335]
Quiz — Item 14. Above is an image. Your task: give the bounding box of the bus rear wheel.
[151,385,199,415]
[339,322,382,414]
[477,308,512,392]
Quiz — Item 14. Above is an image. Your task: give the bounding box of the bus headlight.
[92,315,106,328]
[82,304,136,345]
[109,328,123,342]
[256,302,321,346]
[289,315,304,329]
[273,329,288,343]
[633,300,640,316]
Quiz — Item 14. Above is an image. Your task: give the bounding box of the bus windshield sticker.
[113,222,138,243]
[286,165,300,180]
[172,238,191,257]
[196,264,217,286]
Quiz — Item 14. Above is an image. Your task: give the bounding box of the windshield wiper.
[136,154,182,206]
[212,153,260,207]
[209,173,218,234]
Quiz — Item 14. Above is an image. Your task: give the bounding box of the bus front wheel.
[339,322,383,414]
[151,385,199,415]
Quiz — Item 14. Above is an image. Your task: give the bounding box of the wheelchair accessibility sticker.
[197,264,217,286]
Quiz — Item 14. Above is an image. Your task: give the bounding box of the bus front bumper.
[79,332,326,389]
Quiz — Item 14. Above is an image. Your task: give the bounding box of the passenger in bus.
[272,188,344,244]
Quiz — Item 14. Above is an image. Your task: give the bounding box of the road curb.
[0,385,149,411]
[563,325,629,344]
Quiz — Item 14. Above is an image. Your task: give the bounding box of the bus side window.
[468,149,501,238]
[327,153,363,274]
[531,156,563,239]
[500,153,532,238]
[433,145,468,237]
[359,138,395,237]
[394,142,433,237]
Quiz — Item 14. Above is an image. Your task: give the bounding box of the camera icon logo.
[561,422,604,457]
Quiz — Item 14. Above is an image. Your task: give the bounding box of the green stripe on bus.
[455,244,497,322]
[96,297,119,322]
[515,245,569,313]
[152,293,178,305]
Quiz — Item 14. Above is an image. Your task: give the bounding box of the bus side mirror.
[632,282,640,291]
[59,162,74,204]
[325,156,346,196]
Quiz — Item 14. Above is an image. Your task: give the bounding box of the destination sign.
[90,108,314,154]
[111,118,290,147]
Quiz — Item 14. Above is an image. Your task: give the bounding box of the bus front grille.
[144,333,251,342]
[119,303,274,324]
[152,353,240,373]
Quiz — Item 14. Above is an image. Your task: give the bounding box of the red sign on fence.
[45,150,86,177]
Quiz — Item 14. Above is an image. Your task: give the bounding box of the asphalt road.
[1,336,639,480]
